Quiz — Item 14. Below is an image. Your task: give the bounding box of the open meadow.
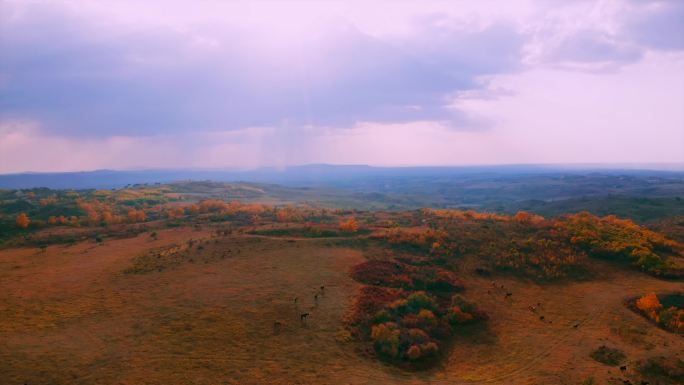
[1,196,682,385]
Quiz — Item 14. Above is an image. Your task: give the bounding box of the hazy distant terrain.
[2,165,683,222]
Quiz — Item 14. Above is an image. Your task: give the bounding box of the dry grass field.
[1,224,682,385]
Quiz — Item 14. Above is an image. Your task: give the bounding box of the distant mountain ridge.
[1,164,684,189]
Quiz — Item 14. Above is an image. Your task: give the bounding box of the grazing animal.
[300,313,310,323]
[529,306,536,312]
[273,321,282,333]
[320,286,325,292]
[539,316,545,321]
[505,292,512,299]
[293,297,298,304]
[500,284,505,289]
[619,365,627,372]
[573,323,580,328]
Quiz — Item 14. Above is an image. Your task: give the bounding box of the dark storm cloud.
[1,1,682,138]
[0,4,524,136]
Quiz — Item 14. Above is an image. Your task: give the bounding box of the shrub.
[637,356,684,382]
[417,309,437,327]
[420,341,439,356]
[659,307,684,332]
[373,309,392,324]
[352,286,404,324]
[406,328,430,344]
[340,218,360,233]
[351,260,465,292]
[590,346,626,366]
[406,344,422,360]
[404,340,439,361]
[447,295,488,325]
[448,306,474,324]
[350,260,411,288]
[400,313,420,328]
[416,267,465,292]
[371,322,401,358]
[382,228,452,255]
[405,292,438,314]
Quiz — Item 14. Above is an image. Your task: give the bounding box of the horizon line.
[3,162,684,176]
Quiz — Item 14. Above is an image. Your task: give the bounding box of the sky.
[1,0,683,173]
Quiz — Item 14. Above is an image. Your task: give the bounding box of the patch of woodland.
[348,252,486,369]
[351,260,464,292]
[5,187,683,281]
[627,292,684,335]
[416,209,684,281]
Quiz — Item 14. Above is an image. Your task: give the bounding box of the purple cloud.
[0,0,682,172]
[0,4,524,136]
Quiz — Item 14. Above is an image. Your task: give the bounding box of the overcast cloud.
[1,0,683,172]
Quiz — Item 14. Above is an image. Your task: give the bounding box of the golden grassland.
[1,218,682,385]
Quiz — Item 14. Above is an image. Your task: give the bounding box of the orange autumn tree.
[165,206,185,219]
[48,215,70,225]
[127,209,147,223]
[276,205,305,222]
[101,211,122,226]
[513,211,545,223]
[16,213,30,229]
[636,293,663,321]
[186,204,200,215]
[340,217,359,233]
[198,200,228,213]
